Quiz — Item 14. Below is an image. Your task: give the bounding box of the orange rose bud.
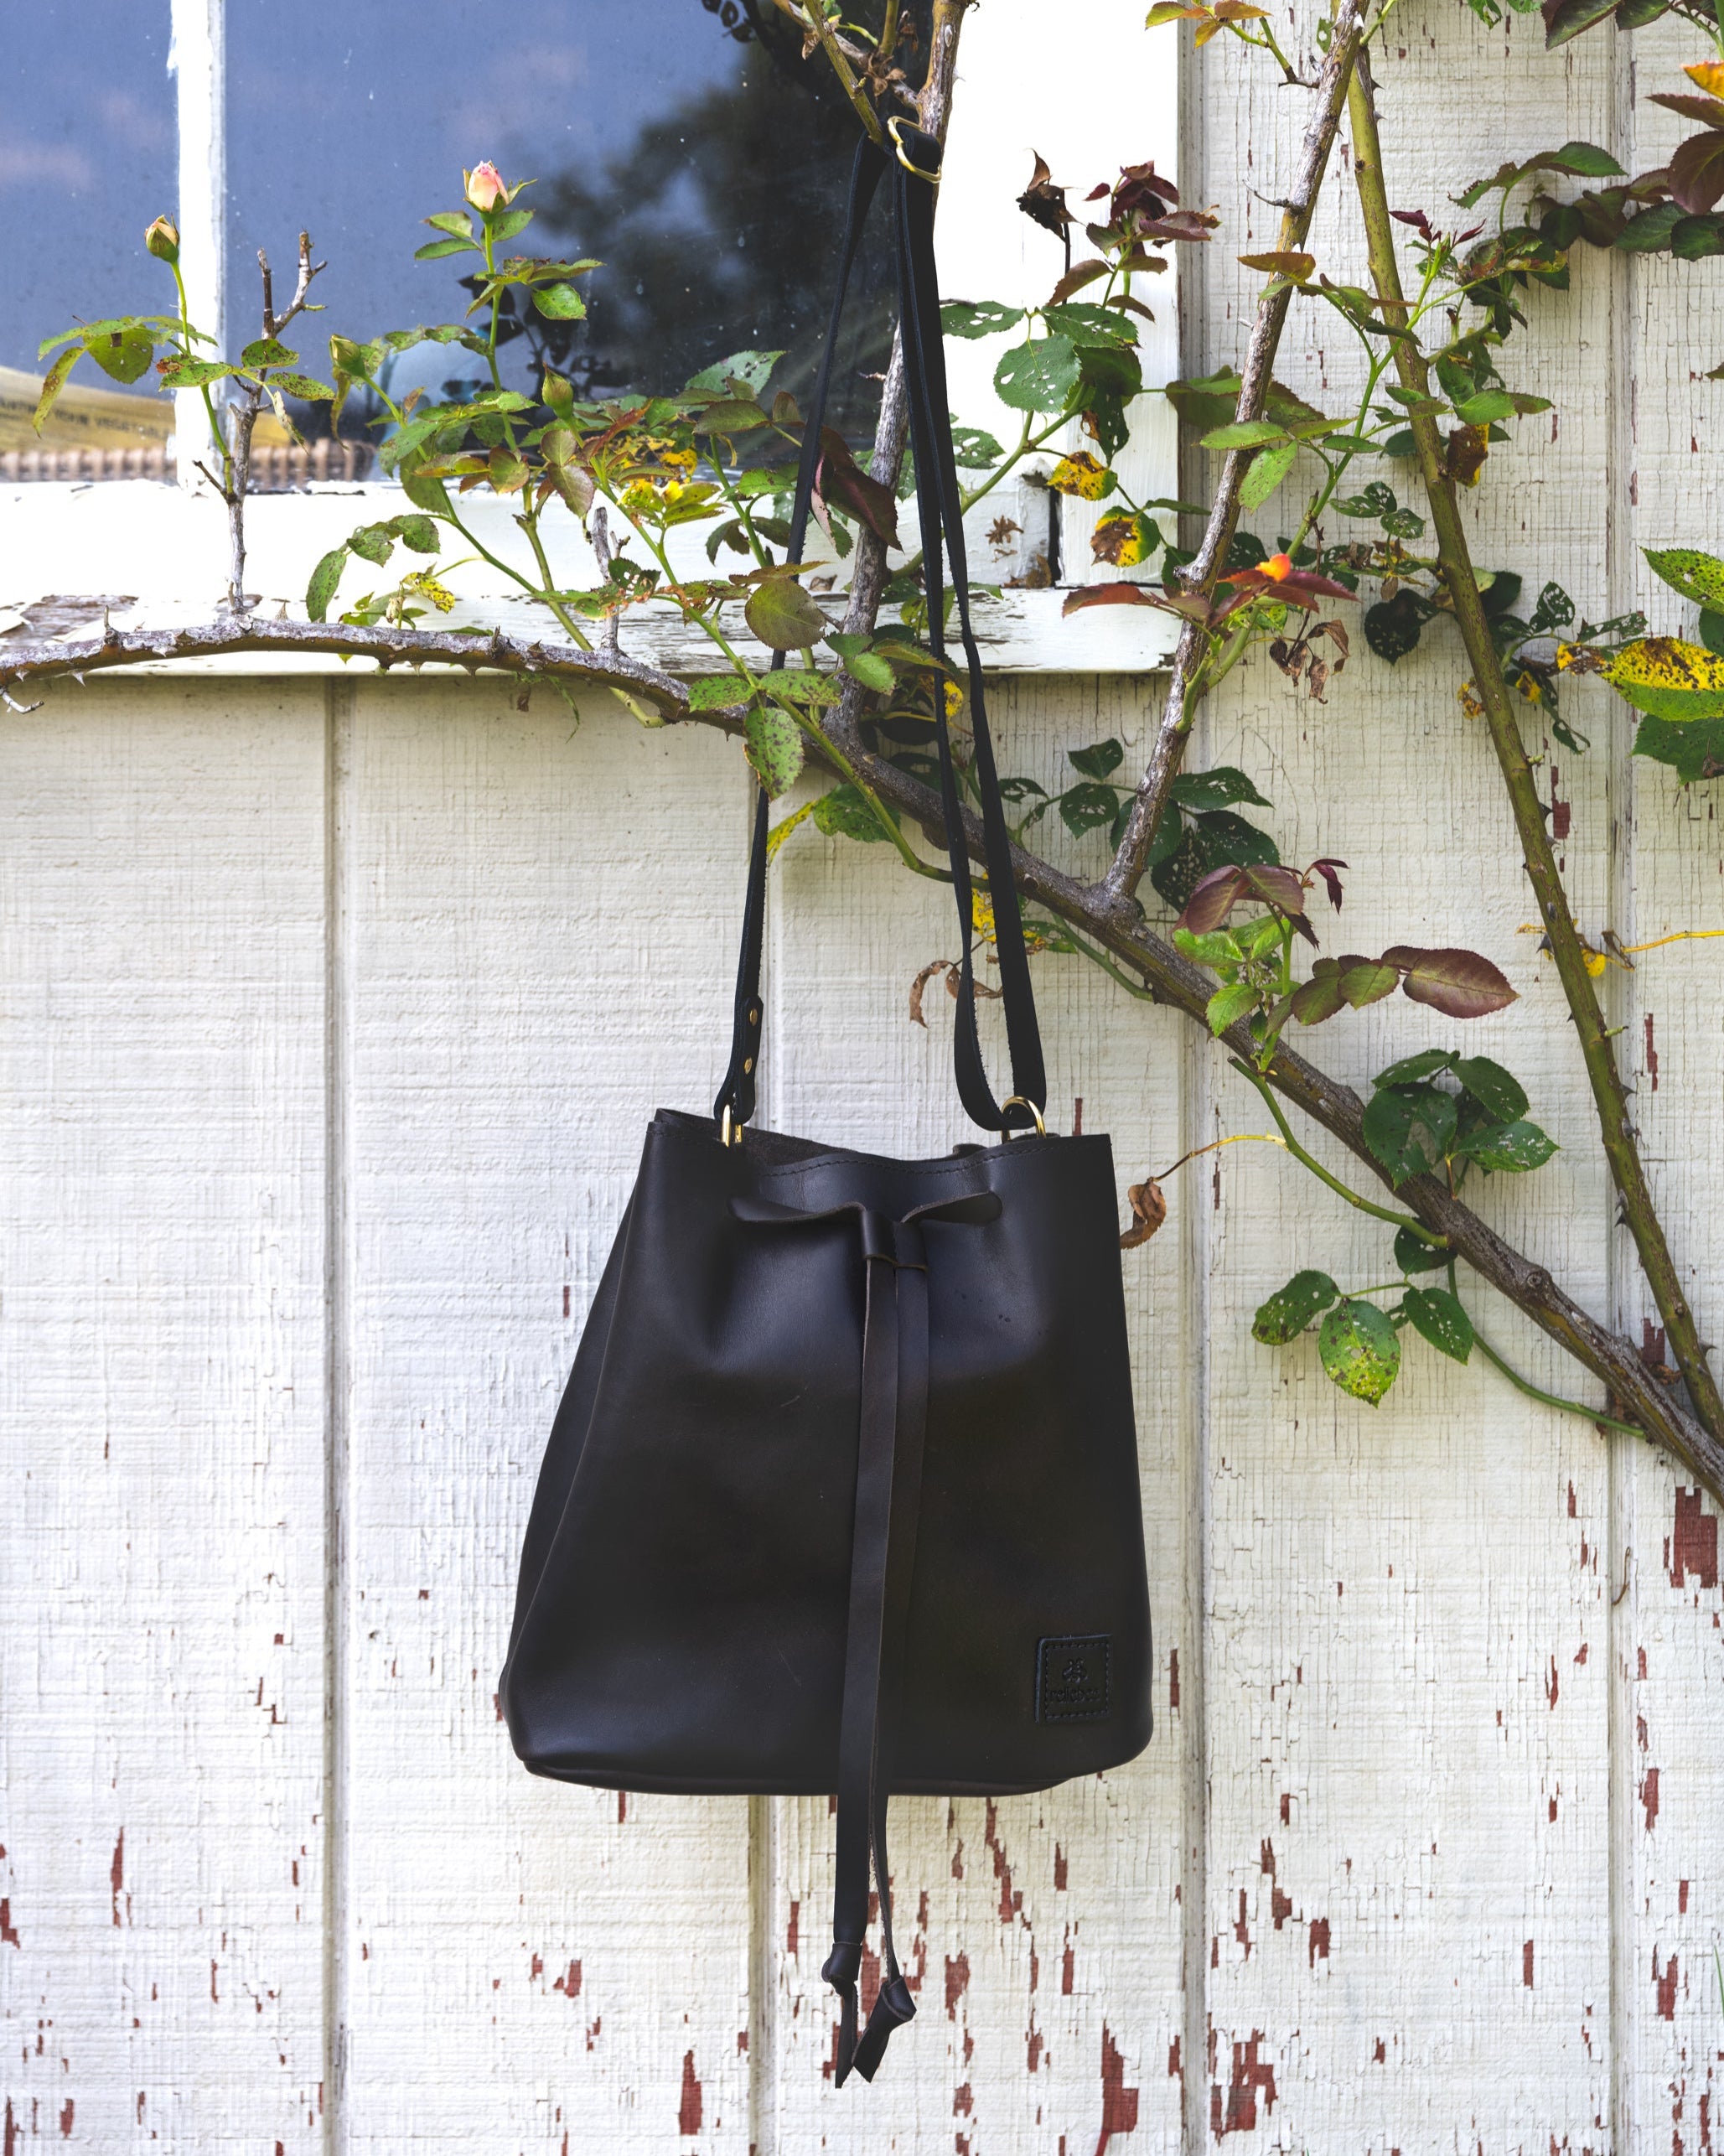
[1261,552,1293,581]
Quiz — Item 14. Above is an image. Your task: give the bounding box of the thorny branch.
[7,607,1721,1509]
[1096,0,1370,915]
[1346,44,1724,1456]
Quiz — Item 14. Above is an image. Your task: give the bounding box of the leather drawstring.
[733,1187,1000,2083]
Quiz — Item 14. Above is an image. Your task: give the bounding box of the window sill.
[0,480,1179,679]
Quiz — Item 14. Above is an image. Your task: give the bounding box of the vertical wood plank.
[332,680,754,2153]
[1188,8,1622,2140]
[0,681,329,2148]
[754,674,1190,2153]
[1613,28,1724,2140]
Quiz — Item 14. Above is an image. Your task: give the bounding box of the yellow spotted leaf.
[1048,450,1116,500]
[1091,510,1157,568]
[1685,58,1724,97]
[765,800,816,863]
[1598,636,1724,722]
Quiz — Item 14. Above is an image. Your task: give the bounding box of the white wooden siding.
[5,7,1724,2149]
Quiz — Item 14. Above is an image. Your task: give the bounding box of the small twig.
[1096,0,1372,915]
[1230,1055,1446,1241]
[589,504,622,658]
[1152,1132,1287,1180]
[1612,1548,1634,1607]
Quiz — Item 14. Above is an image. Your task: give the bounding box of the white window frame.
[0,0,1179,674]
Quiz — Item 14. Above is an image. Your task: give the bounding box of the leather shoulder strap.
[713,125,1047,1138]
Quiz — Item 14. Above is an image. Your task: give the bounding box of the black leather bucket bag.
[503,125,1152,2087]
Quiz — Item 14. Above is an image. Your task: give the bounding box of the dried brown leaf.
[1120,1178,1168,1250]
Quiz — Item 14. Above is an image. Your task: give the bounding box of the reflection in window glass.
[226,1,897,453]
[0,0,176,475]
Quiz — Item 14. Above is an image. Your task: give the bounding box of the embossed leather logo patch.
[1036,1635,1111,1723]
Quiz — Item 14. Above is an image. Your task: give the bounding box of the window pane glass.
[226,0,897,465]
[0,0,176,479]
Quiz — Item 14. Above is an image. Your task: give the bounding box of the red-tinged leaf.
[1390,209,1436,240]
[1649,92,1724,127]
[1240,863,1307,914]
[1048,257,1111,304]
[1383,946,1519,1018]
[1288,963,1349,1024]
[1669,129,1724,215]
[1062,580,1175,616]
[1308,855,1348,910]
[1176,864,1250,932]
[813,428,900,549]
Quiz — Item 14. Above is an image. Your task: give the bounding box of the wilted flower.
[463,163,517,213]
[145,215,179,263]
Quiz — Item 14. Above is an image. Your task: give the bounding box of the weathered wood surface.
[5,7,1724,2150]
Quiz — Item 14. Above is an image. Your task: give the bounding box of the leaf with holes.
[1319,1298,1401,1405]
[1167,765,1272,811]
[1362,1083,1459,1185]
[1395,1226,1450,1275]
[744,699,805,799]
[1151,812,1278,908]
[940,299,1026,339]
[1068,737,1126,780]
[1453,1117,1559,1173]
[1402,1286,1474,1363]
[1452,1054,1529,1122]
[1253,1269,1340,1344]
[1385,946,1519,1018]
[1375,1047,1457,1088]
[995,335,1082,412]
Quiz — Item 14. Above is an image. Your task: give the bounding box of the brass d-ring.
[887,117,940,186]
[1000,1095,1048,1140]
[719,1106,747,1149]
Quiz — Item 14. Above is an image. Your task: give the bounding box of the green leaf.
[1644,547,1724,609]
[1633,709,1724,779]
[1199,418,1289,451]
[994,335,1082,413]
[424,211,475,241]
[241,337,296,368]
[1701,609,1724,659]
[399,466,454,517]
[387,513,442,555]
[1394,1226,1450,1275]
[1061,780,1124,837]
[1452,1054,1529,1122]
[1454,1118,1558,1172]
[693,397,769,434]
[811,784,891,842]
[770,670,841,707]
[1173,926,1244,967]
[1042,302,1138,346]
[940,299,1026,339]
[685,350,782,396]
[1238,434,1297,510]
[1615,202,1685,253]
[1252,1269,1340,1344]
[269,372,334,400]
[31,345,80,428]
[1453,389,1520,424]
[744,575,826,650]
[307,547,348,624]
[1372,1048,1455,1088]
[1318,1298,1402,1405]
[532,282,588,320]
[744,698,805,799]
[951,424,1006,467]
[1206,980,1261,1035]
[1068,737,1126,780]
[1362,1083,1458,1185]
[836,645,897,692]
[157,355,238,389]
[415,236,479,260]
[1167,765,1272,811]
[687,676,748,711]
[88,329,157,386]
[348,523,396,567]
[490,208,536,243]
[1671,215,1724,262]
[1402,1285,1474,1363]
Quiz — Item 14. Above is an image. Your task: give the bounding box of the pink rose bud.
[463,163,511,213]
[145,215,179,263]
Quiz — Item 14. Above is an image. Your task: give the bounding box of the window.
[0,0,1178,669]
